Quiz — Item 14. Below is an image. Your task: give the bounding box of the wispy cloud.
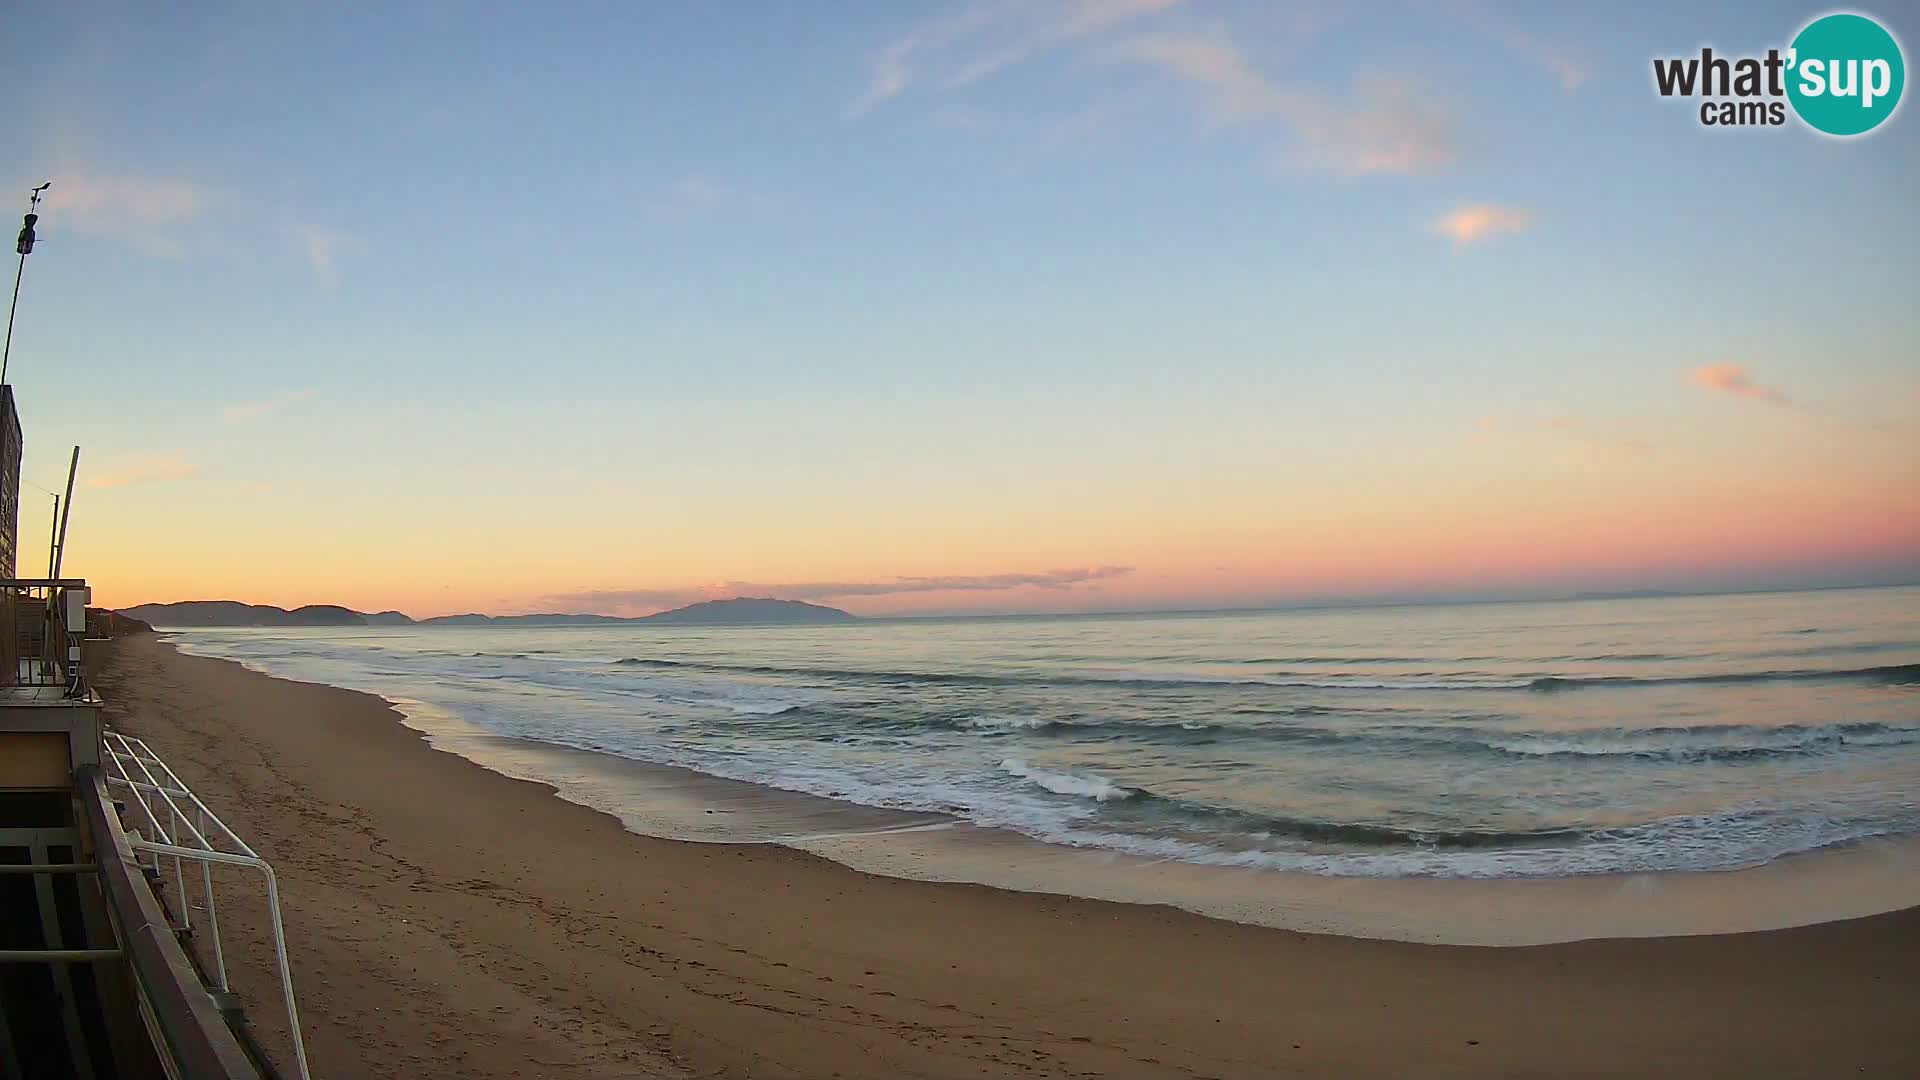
[223,389,313,423]
[1432,203,1533,245]
[38,168,208,257]
[539,565,1136,615]
[28,164,349,288]
[1689,363,1789,405]
[1449,2,1588,90]
[855,5,1465,177]
[1117,34,1467,176]
[853,3,996,116]
[85,453,198,489]
[668,174,731,211]
[533,586,695,613]
[853,0,1184,116]
[750,565,1136,599]
[652,174,769,220]
[289,224,347,288]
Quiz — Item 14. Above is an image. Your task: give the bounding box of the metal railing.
[101,729,311,1080]
[1,577,92,696]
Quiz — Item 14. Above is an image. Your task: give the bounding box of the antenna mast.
[2,182,52,386]
[46,493,59,577]
[52,446,78,578]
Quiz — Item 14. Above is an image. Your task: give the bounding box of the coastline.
[94,632,1920,1078]
[394,710,1920,947]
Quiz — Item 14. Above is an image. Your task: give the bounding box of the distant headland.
[116,597,857,628]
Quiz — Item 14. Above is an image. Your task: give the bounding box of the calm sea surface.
[171,587,1920,880]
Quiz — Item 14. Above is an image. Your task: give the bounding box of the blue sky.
[1,1,1914,616]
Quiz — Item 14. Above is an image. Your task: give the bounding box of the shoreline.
[402,703,1920,946]
[180,632,1920,947]
[94,632,1920,1078]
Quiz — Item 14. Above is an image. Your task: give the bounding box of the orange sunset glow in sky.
[4,4,1914,617]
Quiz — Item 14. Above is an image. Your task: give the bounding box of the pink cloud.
[1689,364,1789,405]
[856,7,1459,177]
[1118,34,1464,176]
[46,171,203,224]
[1432,203,1534,245]
[37,168,208,257]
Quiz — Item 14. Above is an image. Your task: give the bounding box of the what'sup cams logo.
[1654,11,1905,135]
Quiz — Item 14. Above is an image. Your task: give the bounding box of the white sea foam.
[718,698,805,716]
[999,758,1133,802]
[964,715,1050,731]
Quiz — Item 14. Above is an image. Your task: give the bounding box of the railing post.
[198,802,227,991]
[258,864,310,1080]
[170,801,190,933]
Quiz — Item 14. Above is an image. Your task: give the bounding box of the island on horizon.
[116,596,857,628]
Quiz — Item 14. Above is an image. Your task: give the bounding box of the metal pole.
[1,251,24,385]
[198,802,227,991]
[53,446,78,578]
[170,802,191,933]
[46,493,59,577]
[259,864,312,1080]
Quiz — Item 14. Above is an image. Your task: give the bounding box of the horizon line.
[116,579,1920,625]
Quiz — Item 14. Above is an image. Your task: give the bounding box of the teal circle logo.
[1786,13,1905,136]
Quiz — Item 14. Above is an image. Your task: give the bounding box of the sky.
[0,0,1915,618]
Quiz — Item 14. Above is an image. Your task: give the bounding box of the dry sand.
[92,633,1920,1079]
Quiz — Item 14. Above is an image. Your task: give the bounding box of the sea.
[168,586,1920,939]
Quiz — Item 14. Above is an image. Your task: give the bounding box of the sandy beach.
[91,633,1920,1079]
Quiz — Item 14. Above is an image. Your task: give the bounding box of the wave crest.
[1000,759,1134,802]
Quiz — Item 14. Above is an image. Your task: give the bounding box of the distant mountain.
[641,597,855,625]
[287,604,365,625]
[419,600,854,626]
[118,596,856,628]
[117,601,369,627]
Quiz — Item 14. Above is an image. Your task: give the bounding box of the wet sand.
[93,633,1920,1079]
